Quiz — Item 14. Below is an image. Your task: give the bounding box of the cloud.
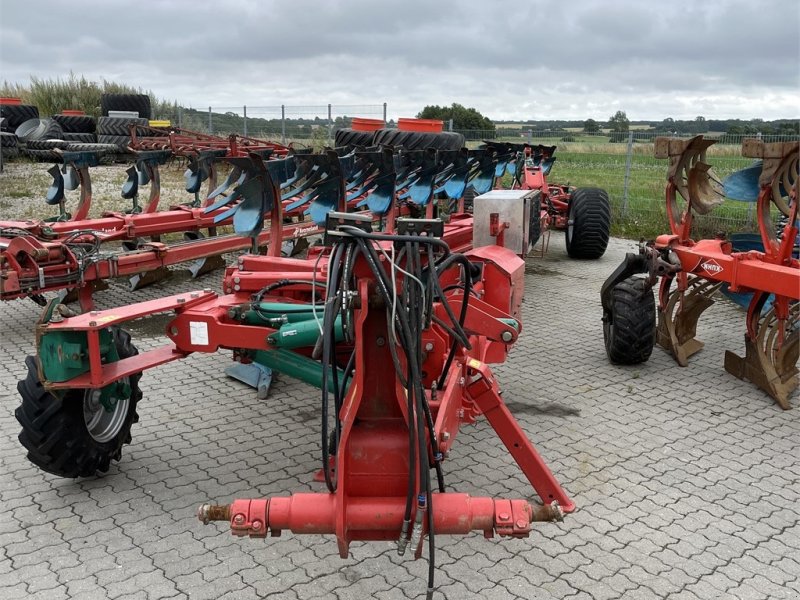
[1,0,798,120]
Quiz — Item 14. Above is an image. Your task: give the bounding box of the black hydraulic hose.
[338,225,451,256]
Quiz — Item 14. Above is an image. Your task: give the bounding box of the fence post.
[281,105,286,144]
[383,102,387,125]
[448,119,453,132]
[622,131,634,217]
[208,107,213,134]
[243,105,248,137]
[328,103,333,145]
[177,106,182,128]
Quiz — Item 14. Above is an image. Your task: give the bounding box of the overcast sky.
[1,0,798,122]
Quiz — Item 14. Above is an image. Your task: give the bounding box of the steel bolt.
[90,310,100,316]
[441,431,450,441]
[376,336,386,347]
[501,330,513,342]
[234,285,240,291]
[204,288,212,293]
[234,277,241,284]
[190,292,199,299]
[498,513,510,521]
[233,514,245,526]
[252,520,263,531]
[88,321,97,327]
[516,520,527,529]
[177,298,185,303]
[424,342,434,352]
[169,326,178,335]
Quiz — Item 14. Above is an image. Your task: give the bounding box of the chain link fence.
[143,106,798,237]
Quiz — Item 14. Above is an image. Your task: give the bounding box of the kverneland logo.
[700,259,723,274]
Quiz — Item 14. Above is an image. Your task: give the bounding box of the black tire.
[334,128,376,148]
[565,187,611,259]
[603,276,656,365]
[0,131,17,147]
[52,114,96,134]
[97,116,148,136]
[24,139,68,150]
[24,148,61,161]
[64,142,119,153]
[16,328,142,478]
[63,132,97,143]
[15,118,64,142]
[373,129,465,150]
[2,146,19,159]
[98,134,131,149]
[0,104,39,130]
[101,94,151,119]
[529,195,542,249]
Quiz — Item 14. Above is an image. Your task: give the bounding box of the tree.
[583,118,600,133]
[416,103,495,131]
[607,110,630,133]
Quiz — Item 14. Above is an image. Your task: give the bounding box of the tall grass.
[0,74,176,118]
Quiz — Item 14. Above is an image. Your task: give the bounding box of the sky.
[1,0,798,122]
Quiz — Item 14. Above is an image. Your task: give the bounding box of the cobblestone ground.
[1,234,798,600]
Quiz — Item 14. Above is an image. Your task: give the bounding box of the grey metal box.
[472,189,540,257]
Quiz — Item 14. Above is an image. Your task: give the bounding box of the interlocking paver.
[0,216,798,600]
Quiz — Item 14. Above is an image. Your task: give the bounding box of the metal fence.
[144,107,800,236]
[153,103,387,144]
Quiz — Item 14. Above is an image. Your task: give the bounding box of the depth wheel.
[565,187,611,259]
[603,276,655,364]
[16,327,142,477]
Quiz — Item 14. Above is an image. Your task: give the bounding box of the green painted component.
[252,349,343,391]
[499,318,520,331]
[98,380,131,412]
[267,316,344,349]
[244,302,325,325]
[38,328,114,383]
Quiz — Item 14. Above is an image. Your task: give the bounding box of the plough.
[480,141,611,259]
[601,136,799,408]
[16,133,572,597]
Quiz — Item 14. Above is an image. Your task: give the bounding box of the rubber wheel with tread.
[0,104,39,130]
[603,276,656,364]
[373,129,465,150]
[565,187,611,259]
[529,195,542,249]
[1,131,18,147]
[16,327,142,478]
[25,139,68,150]
[334,128,376,148]
[98,134,131,149]
[97,116,148,136]
[63,132,97,143]
[24,148,61,161]
[65,142,119,153]
[52,114,96,133]
[101,94,151,118]
[15,118,64,142]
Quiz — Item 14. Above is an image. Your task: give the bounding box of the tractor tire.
[0,131,18,148]
[98,134,131,149]
[565,187,611,259]
[603,276,656,365]
[15,118,64,142]
[63,132,97,143]
[24,139,68,150]
[334,128,376,148]
[373,129,465,151]
[2,146,20,159]
[16,328,143,478]
[0,104,39,130]
[101,94,151,118]
[52,114,96,133]
[24,148,61,161]
[97,116,148,136]
[64,142,119,154]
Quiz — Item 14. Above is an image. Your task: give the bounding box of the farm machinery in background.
[16,126,574,598]
[0,129,292,309]
[601,136,799,409]
[2,118,612,312]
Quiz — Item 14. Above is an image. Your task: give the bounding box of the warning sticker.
[189,321,209,346]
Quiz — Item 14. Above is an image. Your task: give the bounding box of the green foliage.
[583,118,600,133]
[0,73,174,118]
[607,110,630,133]
[417,103,495,131]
